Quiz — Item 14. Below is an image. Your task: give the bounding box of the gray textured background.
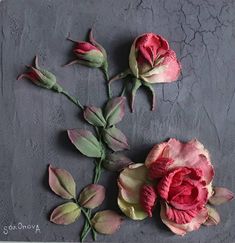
[0,0,235,242]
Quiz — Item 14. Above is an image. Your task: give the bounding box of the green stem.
[80,208,97,242]
[102,64,112,99]
[120,82,127,96]
[81,158,102,241]
[61,90,84,110]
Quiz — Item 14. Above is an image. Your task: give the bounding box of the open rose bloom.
[118,139,233,235]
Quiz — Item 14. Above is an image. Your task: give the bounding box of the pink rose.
[145,139,214,235]
[110,32,181,111]
[129,33,181,84]
[118,139,233,235]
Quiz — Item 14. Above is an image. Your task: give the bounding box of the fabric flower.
[129,33,181,84]
[109,33,181,111]
[64,29,109,80]
[17,56,62,92]
[117,138,234,236]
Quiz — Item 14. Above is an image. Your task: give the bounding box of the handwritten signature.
[2,222,41,235]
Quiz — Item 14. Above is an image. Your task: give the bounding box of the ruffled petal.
[160,202,208,236]
[165,203,201,224]
[145,139,214,184]
[145,142,169,167]
[148,157,174,179]
[140,184,157,217]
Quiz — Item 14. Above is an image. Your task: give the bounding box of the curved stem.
[60,90,84,110]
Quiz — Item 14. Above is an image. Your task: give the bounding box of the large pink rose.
[129,33,181,84]
[117,139,233,235]
[145,139,214,235]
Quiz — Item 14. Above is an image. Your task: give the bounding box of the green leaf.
[91,210,124,235]
[78,184,105,209]
[48,165,76,199]
[50,202,81,225]
[83,106,106,127]
[103,127,129,152]
[105,97,126,127]
[67,129,102,158]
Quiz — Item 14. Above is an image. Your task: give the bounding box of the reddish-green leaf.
[50,202,81,225]
[78,184,105,209]
[105,97,126,127]
[209,187,234,205]
[103,153,133,172]
[67,129,102,158]
[103,127,129,152]
[48,165,76,199]
[84,106,106,127]
[91,210,124,234]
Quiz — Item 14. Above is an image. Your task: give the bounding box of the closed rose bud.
[65,30,108,79]
[140,184,157,217]
[73,41,105,68]
[17,56,63,92]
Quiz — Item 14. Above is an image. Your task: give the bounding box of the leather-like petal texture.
[141,50,181,84]
[91,210,124,235]
[117,164,148,220]
[78,184,105,209]
[48,165,76,199]
[145,138,214,184]
[118,164,148,204]
[128,33,181,84]
[50,202,81,225]
[160,203,208,236]
[140,184,157,217]
[117,195,148,220]
[164,202,202,224]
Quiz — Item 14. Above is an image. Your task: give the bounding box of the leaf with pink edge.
[91,210,124,235]
[50,202,81,225]
[48,165,76,199]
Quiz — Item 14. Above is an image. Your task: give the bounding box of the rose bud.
[17,56,63,92]
[64,29,108,80]
[110,33,181,111]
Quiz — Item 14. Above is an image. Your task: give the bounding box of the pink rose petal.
[160,202,208,236]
